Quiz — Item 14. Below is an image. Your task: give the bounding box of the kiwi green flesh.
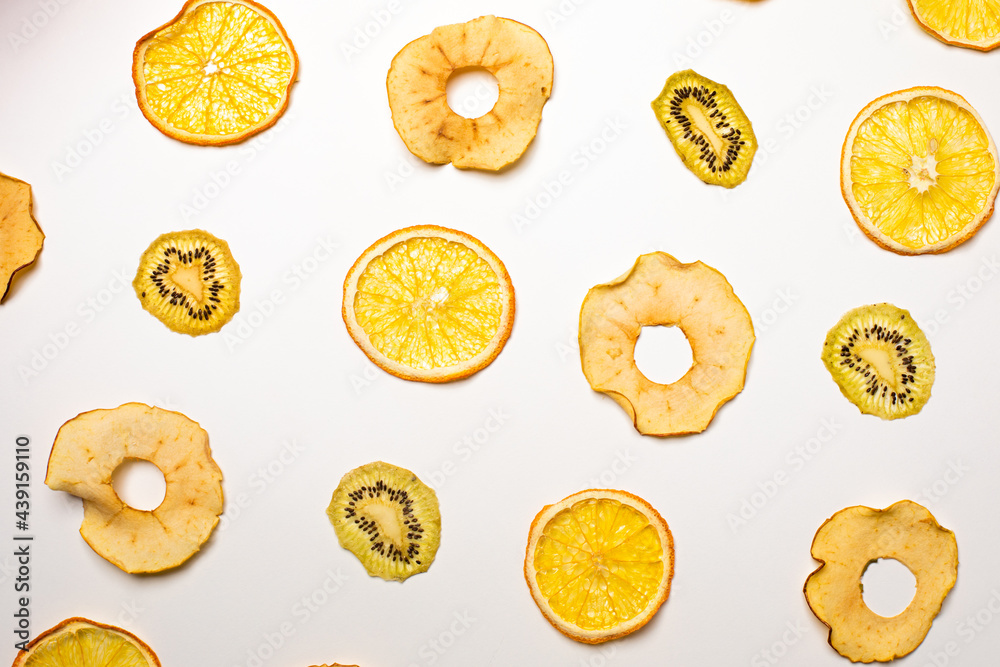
[822,304,935,420]
[652,69,757,188]
[133,230,240,336]
[327,461,441,582]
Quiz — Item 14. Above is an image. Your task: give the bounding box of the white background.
[3,0,1000,665]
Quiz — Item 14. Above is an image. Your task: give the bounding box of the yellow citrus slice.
[524,489,674,644]
[842,86,1000,254]
[907,0,1000,50]
[342,225,515,383]
[13,617,160,667]
[133,0,298,145]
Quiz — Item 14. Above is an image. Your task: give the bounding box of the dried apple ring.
[804,500,958,663]
[579,252,754,436]
[0,172,44,303]
[386,15,553,171]
[45,402,224,573]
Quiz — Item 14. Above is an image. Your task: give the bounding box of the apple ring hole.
[111,458,166,511]
[634,325,693,385]
[446,67,500,119]
[861,557,917,618]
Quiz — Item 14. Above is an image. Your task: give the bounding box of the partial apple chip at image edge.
[0,172,44,303]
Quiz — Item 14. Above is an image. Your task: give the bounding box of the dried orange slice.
[133,0,298,145]
[342,225,515,383]
[842,86,1000,254]
[0,172,44,303]
[13,617,160,667]
[524,489,674,644]
[907,0,1000,50]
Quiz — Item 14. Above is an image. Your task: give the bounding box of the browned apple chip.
[579,252,754,436]
[386,15,553,171]
[45,402,224,573]
[0,172,44,303]
[804,500,958,663]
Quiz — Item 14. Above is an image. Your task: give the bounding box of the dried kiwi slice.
[821,303,934,420]
[651,69,757,188]
[327,461,441,582]
[133,229,241,336]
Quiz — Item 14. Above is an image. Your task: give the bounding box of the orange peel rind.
[0,172,44,303]
[579,252,754,436]
[12,617,160,667]
[524,489,674,644]
[133,0,298,146]
[386,15,553,171]
[45,402,224,574]
[804,500,958,663]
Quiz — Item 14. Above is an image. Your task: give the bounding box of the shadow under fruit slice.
[579,252,754,436]
[133,0,298,146]
[524,489,674,644]
[133,229,241,336]
[804,500,958,663]
[651,69,757,188]
[907,0,1000,50]
[343,225,514,382]
[327,461,441,582]
[842,86,999,254]
[0,172,44,303]
[387,15,553,171]
[45,403,224,574]
[12,617,161,667]
[821,303,934,420]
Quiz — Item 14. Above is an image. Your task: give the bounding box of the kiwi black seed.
[132,229,241,336]
[821,303,935,420]
[651,69,758,188]
[327,461,441,582]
